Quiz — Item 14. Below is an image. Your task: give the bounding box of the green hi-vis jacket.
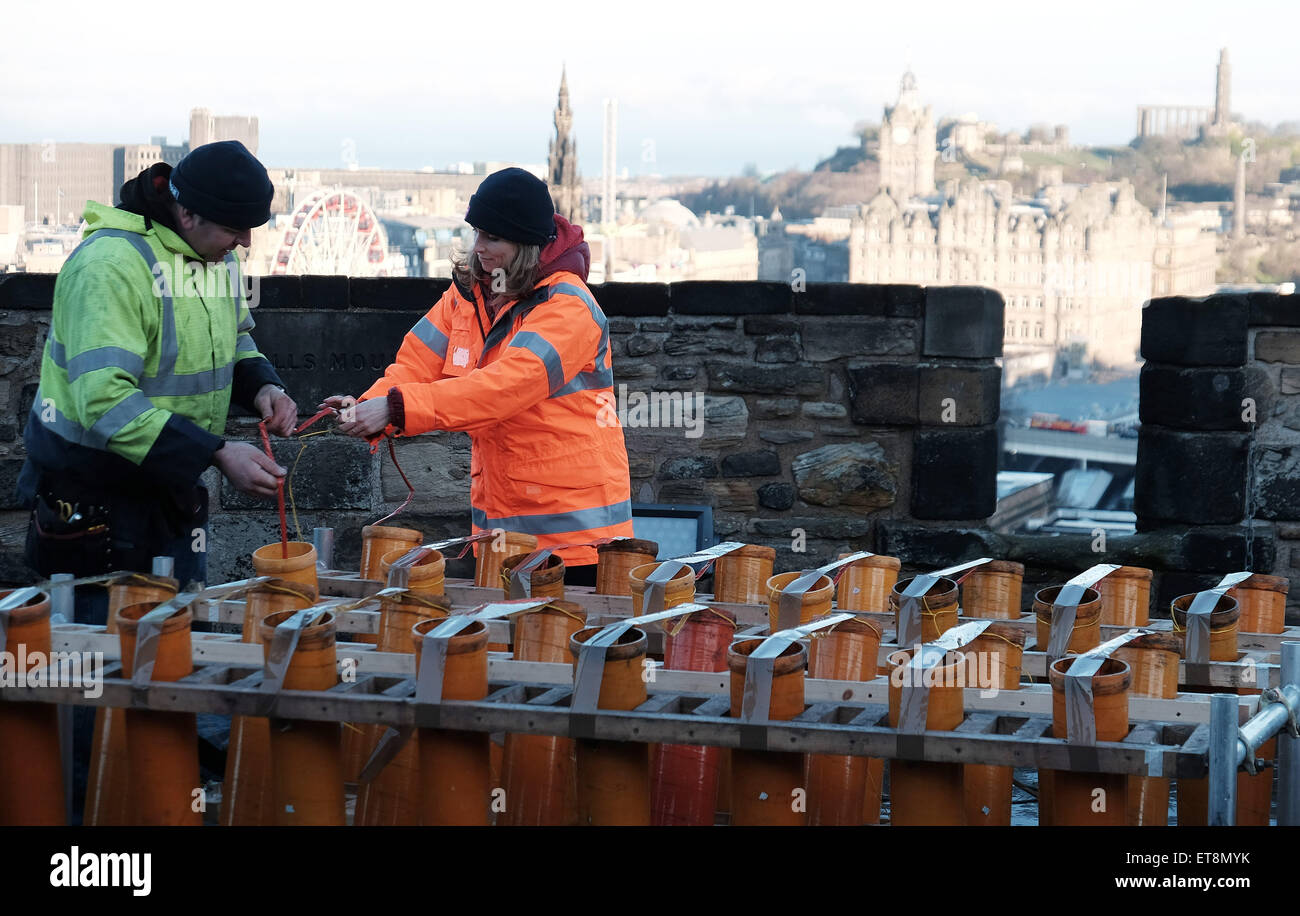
[18,201,283,503]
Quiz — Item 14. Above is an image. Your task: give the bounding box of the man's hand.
[213,441,286,498]
[254,384,298,437]
[321,395,390,438]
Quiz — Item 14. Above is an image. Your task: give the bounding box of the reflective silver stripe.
[546,281,611,397]
[64,346,146,382]
[509,330,564,394]
[85,391,154,450]
[411,316,449,360]
[550,366,614,397]
[471,499,632,536]
[139,361,234,397]
[236,335,258,353]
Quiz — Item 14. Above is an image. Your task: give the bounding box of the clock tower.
[879,70,936,200]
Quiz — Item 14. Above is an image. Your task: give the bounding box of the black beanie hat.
[170,140,274,229]
[465,167,557,246]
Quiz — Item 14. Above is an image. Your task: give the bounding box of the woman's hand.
[320,395,390,438]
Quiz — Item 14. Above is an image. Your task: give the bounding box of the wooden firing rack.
[16,570,1293,780]
[183,572,1294,690]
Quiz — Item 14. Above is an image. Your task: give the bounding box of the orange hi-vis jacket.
[361,232,633,567]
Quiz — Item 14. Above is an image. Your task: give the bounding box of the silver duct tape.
[626,603,712,628]
[931,557,994,580]
[775,569,823,632]
[469,598,552,620]
[1046,582,1089,660]
[897,574,941,648]
[929,619,993,651]
[1215,571,1255,590]
[35,571,134,590]
[669,541,748,567]
[415,615,479,704]
[1067,563,1123,590]
[816,551,876,576]
[1185,588,1228,665]
[1064,667,1099,745]
[130,595,196,688]
[1059,630,1145,744]
[571,620,636,714]
[261,608,319,697]
[742,654,776,722]
[508,549,554,599]
[897,642,952,733]
[642,561,687,616]
[357,727,414,785]
[386,564,411,590]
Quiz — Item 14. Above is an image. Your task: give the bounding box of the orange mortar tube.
[570,626,652,826]
[258,609,345,826]
[117,601,202,826]
[0,589,65,825]
[412,617,491,825]
[727,637,808,826]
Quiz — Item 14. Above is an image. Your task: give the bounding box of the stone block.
[1255,444,1300,521]
[917,364,1001,427]
[670,281,792,316]
[299,275,350,310]
[845,362,919,426]
[801,318,918,361]
[755,336,801,364]
[706,480,756,512]
[922,287,1004,358]
[0,458,23,509]
[0,273,58,310]
[875,521,997,567]
[1140,295,1247,366]
[794,283,923,319]
[658,479,709,503]
[720,450,781,477]
[628,454,655,478]
[592,283,671,317]
[757,482,797,510]
[706,361,824,396]
[801,401,847,420]
[791,442,897,510]
[625,334,662,356]
[1139,364,1248,430]
[222,435,373,511]
[1135,427,1247,524]
[378,435,472,514]
[348,277,447,312]
[1246,292,1300,327]
[608,317,637,335]
[658,456,718,479]
[910,427,998,520]
[1254,330,1300,364]
[699,396,749,446]
[745,316,799,336]
[753,398,799,419]
[662,332,748,357]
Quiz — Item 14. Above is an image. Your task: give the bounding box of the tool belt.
[25,475,208,578]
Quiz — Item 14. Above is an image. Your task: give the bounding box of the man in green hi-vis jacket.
[20,140,297,594]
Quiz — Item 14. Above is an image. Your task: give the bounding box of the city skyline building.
[547,67,582,223]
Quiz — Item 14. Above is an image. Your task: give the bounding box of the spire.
[548,66,581,223]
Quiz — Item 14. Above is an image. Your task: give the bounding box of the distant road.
[1003,426,1137,465]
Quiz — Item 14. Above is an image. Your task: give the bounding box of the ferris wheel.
[272,188,390,276]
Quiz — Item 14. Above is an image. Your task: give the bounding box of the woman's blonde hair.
[451,238,542,303]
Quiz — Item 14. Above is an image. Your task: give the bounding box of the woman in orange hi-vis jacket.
[326,168,634,578]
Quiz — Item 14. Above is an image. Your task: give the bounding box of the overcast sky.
[3,0,1296,176]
